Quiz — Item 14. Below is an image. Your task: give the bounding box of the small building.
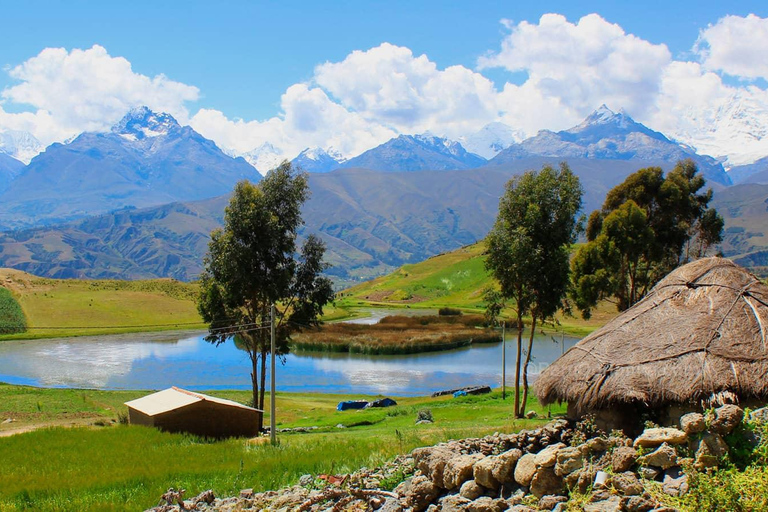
[125,387,262,438]
[536,257,768,433]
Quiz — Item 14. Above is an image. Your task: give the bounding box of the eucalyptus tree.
[197,163,334,430]
[485,163,582,417]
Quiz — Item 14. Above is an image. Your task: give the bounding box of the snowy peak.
[111,106,181,141]
[291,147,346,173]
[459,122,523,159]
[340,133,486,171]
[0,130,44,164]
[569,105,645,135]
[241,143,285,175]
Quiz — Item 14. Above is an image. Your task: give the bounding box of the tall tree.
[485,163,582,417]
[197,163,334,430]
[571,159,723,318]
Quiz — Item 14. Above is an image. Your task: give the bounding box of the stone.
[416,419,434,425]
[513,453,537,486]
[661,467,689,497]
[492,448,522,483]
[709,404,744,435]
[679,412,706,434]
[298,474,313,486]
[534,442,565,468]
[396,475,440,512]
[473,456,500,489]
[611,446,637,472]
[538,495,567,510]
[586,437,608,453]
[609,472,643,496]
[525,410,537,419]
[460,480,484,500]
[465,497,509,512]
[238,488,253,499]
[443,453,484,490]
[379,498,406,512]
[529,467,565,498]
[508,506,536,512]
[624,495,656,512]
[637,443,677,470]
[638,466,661,481]
[693,432,728,470]
[554,446,583,476]
[633,428,687,448]
[749,406,768,424]
[583,496,622,512]
[440,494,472,512]
[412,446,454,488]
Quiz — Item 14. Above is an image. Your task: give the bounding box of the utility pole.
[502,321,506,400]
[270,303,276,446]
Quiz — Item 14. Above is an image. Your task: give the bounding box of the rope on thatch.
[535,257,768,413]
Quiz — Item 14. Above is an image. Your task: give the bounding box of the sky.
[1,1,768,167]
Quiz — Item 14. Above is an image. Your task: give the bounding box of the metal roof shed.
[125,387,262,438]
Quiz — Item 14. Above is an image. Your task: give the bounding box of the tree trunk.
[259,347,267,411]
[514,312,523,418]
[250,351,262,431]
[521,315,537,415]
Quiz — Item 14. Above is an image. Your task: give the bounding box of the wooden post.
[270,303,276,446]
[502,321,506,400]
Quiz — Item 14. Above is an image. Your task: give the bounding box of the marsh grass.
[291,314,500,354]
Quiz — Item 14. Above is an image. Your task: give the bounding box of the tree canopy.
[485,162,582,417]
[197,163,334,429]
[571,159,723,318]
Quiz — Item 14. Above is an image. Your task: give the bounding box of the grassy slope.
[338,242,617,337]
[0,383,563,511]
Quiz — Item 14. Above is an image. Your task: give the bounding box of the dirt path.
[0,417,106,437]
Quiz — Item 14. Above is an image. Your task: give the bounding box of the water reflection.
[0,329,579,395]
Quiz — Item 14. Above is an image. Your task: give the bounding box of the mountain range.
[0,105,764,285]
[0,107,259,230]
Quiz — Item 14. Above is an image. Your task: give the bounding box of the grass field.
[338,242,617,337]
[0,383,563,511]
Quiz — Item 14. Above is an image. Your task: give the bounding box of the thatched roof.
[536,257,768,413]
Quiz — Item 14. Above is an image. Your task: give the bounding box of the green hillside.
[338,242,616,336]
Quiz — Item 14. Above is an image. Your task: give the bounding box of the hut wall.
[128,408,155,427]
[153,401,261,438]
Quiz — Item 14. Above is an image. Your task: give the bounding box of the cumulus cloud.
[696,14,768,80]
[0,45,199,145]
[480,13,671,129]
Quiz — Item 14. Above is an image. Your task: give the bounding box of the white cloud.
[696,14,768,80]
[480,13,671,129]
[0,45,199,146]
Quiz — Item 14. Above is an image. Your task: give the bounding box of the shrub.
[438,307,462,316]
[416,409,433,422]
[0,287,27,334]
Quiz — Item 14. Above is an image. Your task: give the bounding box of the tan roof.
[124,387,261,416]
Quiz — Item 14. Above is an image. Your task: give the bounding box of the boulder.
[624,495,657,512]
[638,466,661,481]
[474,456,501,489]
[554,446,583,476]
[538,495,567,510]
[633,428,687,448]
[611,446,637,472]
[440,495,472,512]
[679,412,706,434]
[412,446,454,487]
[529,467,565,498]
[492,449,522,483]
[749,406,768,424]
[583,496,622,512]
[693,432,728,470]
[513,453,537,486]
[609,472,643,496]
[586,437,608,453]
[443,453,484,490]
[661,467,688,497]
[637,443,677,470]
[534,442,565,468]
[465,497,509,512]
[460,480,484,500]
[709,404,744,436]
[396,475,440,512]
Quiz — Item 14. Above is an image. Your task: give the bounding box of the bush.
[0,287,27,334]
[438,307,462,316]
[416,409,433,423]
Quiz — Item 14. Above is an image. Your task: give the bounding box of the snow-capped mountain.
[663,93,768,168]
[0,130,43,164]
[0,107,259,230]
[489,105,731,185]
[291,147,346,173]
[240,143,285,175]
[340,133,486,171]
[458,122,523,159]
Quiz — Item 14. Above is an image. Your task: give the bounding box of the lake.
[0,329,580,396]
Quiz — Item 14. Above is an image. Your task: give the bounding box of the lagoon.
[0,329,580,396]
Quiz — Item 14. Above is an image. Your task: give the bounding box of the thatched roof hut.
[536,257,768,427]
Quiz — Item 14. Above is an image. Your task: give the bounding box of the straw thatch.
[536,257,768,416]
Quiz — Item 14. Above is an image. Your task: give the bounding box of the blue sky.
[1,1,767,167]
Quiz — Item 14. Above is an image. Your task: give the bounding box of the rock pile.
[146,404,766,512]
